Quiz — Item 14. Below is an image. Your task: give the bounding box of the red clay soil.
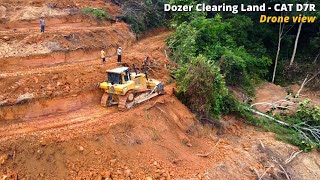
[0,31,172,120]
[0,30,319,179]
[1,91,320,179]
[1,1,320,179]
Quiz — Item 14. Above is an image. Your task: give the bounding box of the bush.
[175,56,228,118]
[294,100,320,126]
[81,8,111,20]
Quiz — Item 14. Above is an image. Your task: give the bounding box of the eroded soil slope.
[1,89,320,179]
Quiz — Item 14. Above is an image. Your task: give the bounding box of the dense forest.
[117,0,320,151]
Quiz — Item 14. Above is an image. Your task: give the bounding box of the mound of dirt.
[253,83,320,113]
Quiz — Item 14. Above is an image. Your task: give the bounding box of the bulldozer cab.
[106,67,130,85]
[99,66,165,109]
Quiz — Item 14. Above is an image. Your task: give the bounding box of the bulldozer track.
[118,94,128,111]
[100,93,109,107]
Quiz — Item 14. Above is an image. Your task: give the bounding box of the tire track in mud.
[0,87,171,142]
[0,84,171,142]
[0,58,118,78]
[0,105,118,141]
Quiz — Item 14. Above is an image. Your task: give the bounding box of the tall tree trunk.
[272,23,284,83]
[290,22,303,66]
[272,39,281,83]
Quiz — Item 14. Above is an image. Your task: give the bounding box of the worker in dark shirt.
[143,56,149,66]
[142,64,148,80]
[133,64,138,75]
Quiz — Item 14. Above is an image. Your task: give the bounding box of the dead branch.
[259,167,271,180]
[253,168,261,179]
[209,134,216,141]
[259,140,265,149]
[196,139,221,157]
[278,164,291,180]
[155,106,166,114]
[272,158,291,180]
[249,108,290,127]
[164,50,168,59]
[297,70,320,96]
[285,150,303,164]
[248,108,320,144]
[297,75,309,97]
[145,100,165,110]
[251,98,295,111]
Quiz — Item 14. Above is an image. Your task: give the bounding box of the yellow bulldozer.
[98,67,164,110]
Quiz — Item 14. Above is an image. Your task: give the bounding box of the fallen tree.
[247,105,320,148]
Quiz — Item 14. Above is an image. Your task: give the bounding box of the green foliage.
[81,8,111,20]
[287,100,320,151]
[175,56,228,118]
[294,100,320,126]
[234,103,319,151]
[168,0,206,25]
[261,120,316,152]
[167,0,319,151]
[310,33,320,52]
[168,15,272,95]
[243,99,320,151]
[120,0,168,35]
[166,23,197,63]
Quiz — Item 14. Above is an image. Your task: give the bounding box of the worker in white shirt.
[117,47,122,63]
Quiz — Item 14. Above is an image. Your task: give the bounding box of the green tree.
[175,56,228,118]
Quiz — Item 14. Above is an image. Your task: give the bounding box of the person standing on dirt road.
[117,47,122,63]
[133,64,138,75]
[101,49,106,64]
[142,64,148,80]
[143,56,149,66]
[40,17,45,33]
